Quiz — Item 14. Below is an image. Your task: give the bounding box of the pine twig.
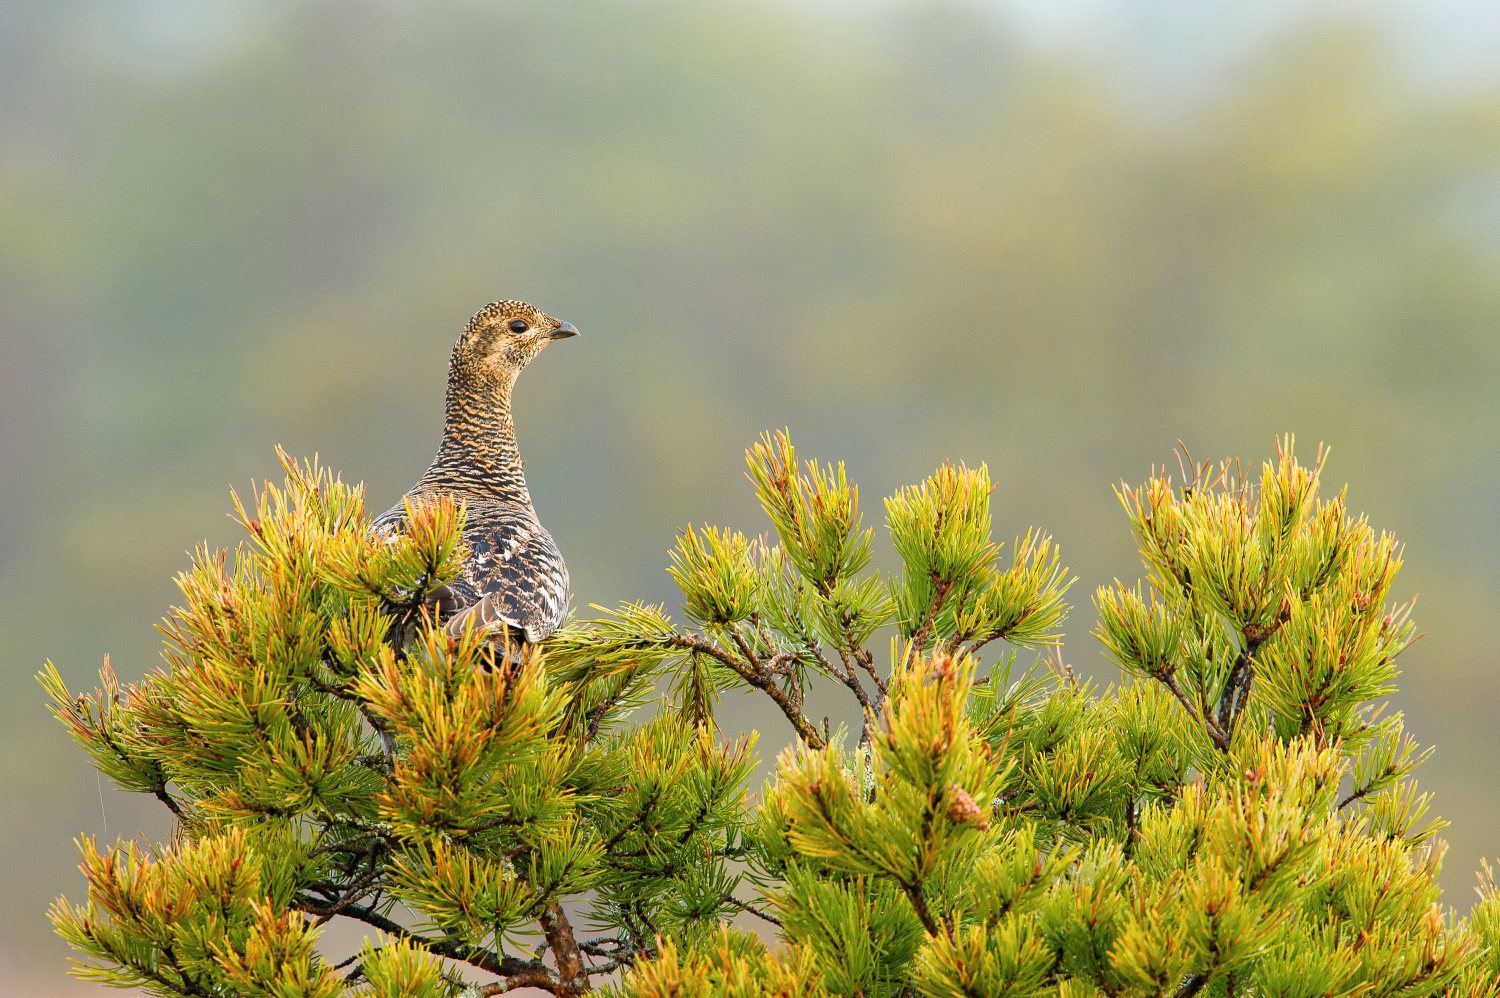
[905,580,954,666]
[668,634,824,748]
[725,895,783,927]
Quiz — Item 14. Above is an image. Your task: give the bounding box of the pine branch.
[62,678,185,821]
[777,609,844,708]
[579,935,639,974]
[478,967,563,995]
[668,634,824,748]
[724,894,782,927]
[1158,669,1231,749]
[84,929,211,997]
[902,882,941,937]
[324,901,555,985]
[611,792,718,862]
[750,613,779,661]
[1175,972,1209,998]
[850,642,886,698]
[604,787,664,853]
[1213,645,1256,748]
[152,782,185,819]
[1209,604,1293,750]
[832,645,874,712]
[293,866,385,924]
[583,661,645,743]
[540,903,589,996]
[906,579,954,663]
[309,830,388,859]
[729,629,765,674]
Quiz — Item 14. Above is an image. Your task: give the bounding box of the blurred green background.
[3,0,1498,992]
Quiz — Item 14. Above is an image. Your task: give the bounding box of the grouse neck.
[433,364,532,505]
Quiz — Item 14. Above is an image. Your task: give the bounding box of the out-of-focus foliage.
[45,436,1500,996]
[5,0,1500,988]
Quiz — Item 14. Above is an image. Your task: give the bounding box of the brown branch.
[761,651,799,676]
[454,813,531,837]
[729,629,764,674]
[905,579,954,668]
[1214,646,1255,746]
[322,901,551,984]
[86,712,186,821]
[725,895,783,927]
[585,699,612,742]
[668,634,824,749]
[608,791,715,861]
[158,945,211,997]
[1158,672,1208,728]
[582,662,644,744]
[962,619,1036,661]
[851,643,886,698]
[794,622,833,673]
[578,938,630,958]
[145,943,213,996]
[295,863,384,925]
[76,923,207,998]
[309,831,385,859]
[1152,668,1233,751]
[540,903,590,997]
[902,882,941,937]
[832,645,874,711]
[750,613,778,659]
[152,782,185,819]
[603,787,663,853]
[1339,765,1400,810]
[774,607,845,707]
[478,967,563,995]
[1209,605,1294,749]
[360,702,399,758]
[578,936,639,976]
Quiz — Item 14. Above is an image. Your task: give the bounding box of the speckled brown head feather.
[371,299,579,644]
[454,299,579,389]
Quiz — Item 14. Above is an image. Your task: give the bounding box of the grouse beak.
[548,321,580,341]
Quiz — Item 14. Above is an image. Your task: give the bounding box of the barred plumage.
[371,299,578,643]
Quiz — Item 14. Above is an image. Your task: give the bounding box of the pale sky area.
[76,0,1500,100]
[1001,0,1500,93]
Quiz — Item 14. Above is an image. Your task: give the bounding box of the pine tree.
[42,434,1500,997]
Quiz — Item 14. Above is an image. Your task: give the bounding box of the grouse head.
[454,299,579,384]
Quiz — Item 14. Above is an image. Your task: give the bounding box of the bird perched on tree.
[372,299,578,645]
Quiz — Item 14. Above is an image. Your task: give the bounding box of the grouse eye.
[508,319,529,333]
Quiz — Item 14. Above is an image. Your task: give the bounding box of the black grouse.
[371,299,577,644]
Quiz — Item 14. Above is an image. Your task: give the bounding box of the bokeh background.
[3,0,1499,992]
